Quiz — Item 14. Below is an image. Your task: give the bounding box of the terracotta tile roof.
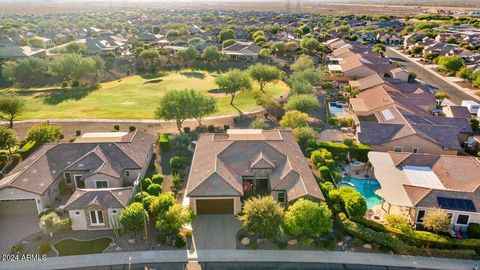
[403,185,432,206]
[3,130,154,195]
[64,187,133,210]
[186,130,324,201]
[349,73,385,90]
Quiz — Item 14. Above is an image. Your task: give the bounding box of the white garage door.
[0,199,38,216]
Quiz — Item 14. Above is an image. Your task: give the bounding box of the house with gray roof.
[0,130,154,229]
[185,129,324,215]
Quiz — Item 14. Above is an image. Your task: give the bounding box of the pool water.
[328,102,345,116]
[339,177,382,209]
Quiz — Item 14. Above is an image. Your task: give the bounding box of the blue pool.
[328,102,346,116]
[339,177,382,209]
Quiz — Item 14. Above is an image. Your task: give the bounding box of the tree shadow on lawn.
[140,72,167,80]
[180,71,206,79]
[37,84,101,105]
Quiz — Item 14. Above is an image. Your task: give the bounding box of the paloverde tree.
[201,46,224,64]
[48,53,95,86]
[155,203,193,235]
[174,46,199,68]
[238,196,284,239]
[434,91,450,109]
[119,202,149,238]
[215,69,252,111]
[279,110,309,129]
[140,49,161,73]
[0,94,25,128]
[0,127,18,157]
[300,36,321,54]
[284,199,333,237]
[218,28,236,42]
[155,89,217,133]
[2,57,48,85]
[248,63,282,93]
[27,123,62,144]
[422,208,451,233]
[290,55,314,72]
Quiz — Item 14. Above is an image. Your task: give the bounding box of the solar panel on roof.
[437,197,476,212]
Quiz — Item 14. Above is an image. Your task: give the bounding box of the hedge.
[352,216,480,252]
[18,140,38,159]
[317,142,372,162]
[159,133,170,152]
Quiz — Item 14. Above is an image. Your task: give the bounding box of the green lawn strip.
[54,237,112,256]
[6,71,289,119]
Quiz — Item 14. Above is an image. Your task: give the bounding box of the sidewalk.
[388,47,480,102]
[0,249,478,270]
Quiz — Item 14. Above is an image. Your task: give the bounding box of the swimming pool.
[338,177,382,209]
[328,102,346,116]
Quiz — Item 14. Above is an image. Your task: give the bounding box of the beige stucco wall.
[69,209,88,230]
[369,134,458,155]
[84,173,122,189]
[189,196,242,215]
[69,207,122,231]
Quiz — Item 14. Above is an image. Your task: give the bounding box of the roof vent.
[52,170,56,174]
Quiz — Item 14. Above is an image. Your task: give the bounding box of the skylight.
[381,109,394,121]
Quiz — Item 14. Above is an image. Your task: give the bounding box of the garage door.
[0,199,37,216]
[196,199,234,215]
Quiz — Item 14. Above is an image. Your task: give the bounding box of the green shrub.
[151,174,165,185]
[318,142,349,161]
[147,183,162,196]
[467,223,480,239]
[113,125,120,131]
[159,133,171,152]
[129,126,136,132]
[142,195,156,209]
[134,191,149,202]
[325,238,336,250]
[157,234,167,244]
[338,187,367,218]
[174,235,186,248]
[58,218,72,230]
[38,243,51,255]
[170,156,186,172]
[141,178,152,190]
[10,243,22,254]
[18,140,37,159]
[318,166,332,182]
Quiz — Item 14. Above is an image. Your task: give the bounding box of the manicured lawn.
[5,70,289,119]
[54,237,112,256]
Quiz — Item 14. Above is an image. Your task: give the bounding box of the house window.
[90,211,104,225]
[125,170,130,177]
[75,211,80,215]
[74,175,82,184]
[416,210,425,223]
[277,192,285,203]
[112,210,117,214]
[456,214,469,225]
[95,181,108,189]
[64,172,72,184]
[393,146,403,152]
[412,147,420,153]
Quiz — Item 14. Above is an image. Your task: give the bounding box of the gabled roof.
[3,130,154,195]
[64,187,133,210]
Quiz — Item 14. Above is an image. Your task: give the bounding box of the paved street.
[385,47,480,105]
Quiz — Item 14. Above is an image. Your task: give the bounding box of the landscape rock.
[363,244,372,249]
[240,237,250,246]
[337,241,343,247]
[128,239,136,245]
[115,246,122,251]
[288,239,298,245]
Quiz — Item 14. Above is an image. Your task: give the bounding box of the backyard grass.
[4,70,289,119]
[54,237,112,256]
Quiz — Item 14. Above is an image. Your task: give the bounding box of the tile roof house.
[65,187,133,230]
[368,151,480,229]
[0,130,154,230]
[222,41,261,61]
[185,129,324,215]
[350,83,471,155]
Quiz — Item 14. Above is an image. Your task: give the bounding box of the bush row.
[351,216,480,252]
[317,142,372,162]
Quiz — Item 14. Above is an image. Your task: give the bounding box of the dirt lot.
[0,1,477,16]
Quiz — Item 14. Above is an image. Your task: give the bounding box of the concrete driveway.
[0,215,40,254]
[191,215,241,250]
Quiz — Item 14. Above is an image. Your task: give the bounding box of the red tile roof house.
[350,83,472,155]
[185,129,324,215]
[368,151,480,231]
[0,130,155,231]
